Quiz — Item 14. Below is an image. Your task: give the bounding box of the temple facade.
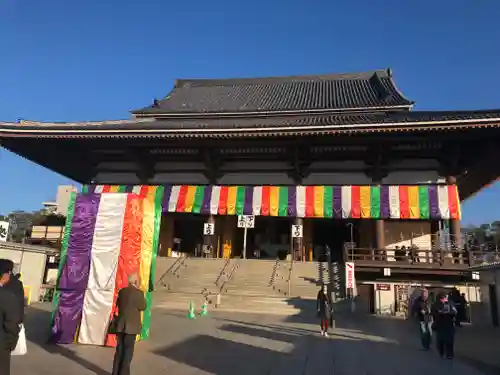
[2,68,500,294]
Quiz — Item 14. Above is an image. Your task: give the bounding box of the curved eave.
[131,105,413,117]
[1,118,500,139]
[385,69,415,107]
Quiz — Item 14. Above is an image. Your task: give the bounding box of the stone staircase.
[152,258,344,315]
[155,257,227,295]
[223,259,280,297]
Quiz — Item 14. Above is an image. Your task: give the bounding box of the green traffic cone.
[199,300,208,317]
[187,301,196,319]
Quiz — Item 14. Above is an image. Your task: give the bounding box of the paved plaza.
[13,303,492,375]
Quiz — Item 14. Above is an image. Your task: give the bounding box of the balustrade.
[344,246,500,269]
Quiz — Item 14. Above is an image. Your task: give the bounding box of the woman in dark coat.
[316,285,332,337]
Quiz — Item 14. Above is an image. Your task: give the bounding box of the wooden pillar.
[158,214,174,257]
[203,215,216,258]
[303,219,314,261]
[447,176,462,263]
[292,217,304,262]
[375,219,385,260]
[373,180,384,260]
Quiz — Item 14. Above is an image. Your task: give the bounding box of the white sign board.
[237,215,255,229]
[291,224,303,238]
[472,271,480,280]
[383,268,391,277]
[203,222,215,236]
[0,221,9,242]
[345,262,355,290]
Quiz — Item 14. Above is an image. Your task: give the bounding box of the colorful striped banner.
[50,188,163,347]
[85,184,461,220]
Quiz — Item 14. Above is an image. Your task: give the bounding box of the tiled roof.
[132,69,413,115]
[2,109,500,138]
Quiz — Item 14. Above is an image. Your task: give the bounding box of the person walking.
[432,292,457,359]
[111,274,147,375]
[413,289,432,350]
[316,285,332,337]
[0,260,21,375]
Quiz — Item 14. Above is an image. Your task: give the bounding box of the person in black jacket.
[413,289,432,350]
[0,260,21,375]
[316,285,332,337]
[1,260,24,323]
[111,274,147,375]
[432,292,457,359]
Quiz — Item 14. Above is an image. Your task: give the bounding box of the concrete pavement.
[12,303,488,375]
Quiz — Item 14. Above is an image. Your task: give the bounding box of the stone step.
[153,292,313,315]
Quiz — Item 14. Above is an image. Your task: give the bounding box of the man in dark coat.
[316,285,332,337]
[432,292,457,359]
[0,260,21,375]
[1,260,24,323]
[111,274,147,375]
[413,288,432,350]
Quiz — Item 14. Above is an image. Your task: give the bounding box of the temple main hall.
[2,68,500,285]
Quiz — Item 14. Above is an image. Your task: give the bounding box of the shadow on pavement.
[154,321,482,375]
[24,304,109,375]
[334,312,499,375]
[219,323,298,343]
[155,334,286,375]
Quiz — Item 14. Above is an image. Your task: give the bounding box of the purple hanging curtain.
[50,194,100,344]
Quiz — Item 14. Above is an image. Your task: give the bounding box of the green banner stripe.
[50,192,77,330]
[418,186,430,219]
[141,186,164,340]
[235,186,246,215]
[323,186,333,218]
[278,186,289,216]
[370,186,381,219]
[192,186,204,213]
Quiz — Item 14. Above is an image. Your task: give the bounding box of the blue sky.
[0,0,499,225]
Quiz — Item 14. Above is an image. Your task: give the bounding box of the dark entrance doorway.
[172,213,206,256]
[489,284,499,327]
[356,284,375,314]
[233,216,291,259]
[312,219,357,262]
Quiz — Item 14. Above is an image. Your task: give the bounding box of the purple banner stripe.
[428,185,440,219]
[86,185,96,194]
[51,194,100,344]
[162,185,172,212]
[124,185,134,193]
[288,186,297,216]
[201,186,213,215]
[243,187,254,215]
[333,186,342,218]
[380,186,390,219]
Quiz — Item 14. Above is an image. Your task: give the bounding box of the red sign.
[376,283,391,291]
[345,262,355,289]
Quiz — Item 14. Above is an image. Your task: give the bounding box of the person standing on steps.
[111,274,147,375]
[316,284,332,337]
[0,260,21,375]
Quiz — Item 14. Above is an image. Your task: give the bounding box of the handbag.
[108,315,119,334]
[12,324,27,356]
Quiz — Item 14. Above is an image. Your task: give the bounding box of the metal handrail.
[215,258,232,286]
[219,260,240,293]
[172,256,188,275]
[287,258,293,297]
[268,259,280,287]
[155,256,187,288]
